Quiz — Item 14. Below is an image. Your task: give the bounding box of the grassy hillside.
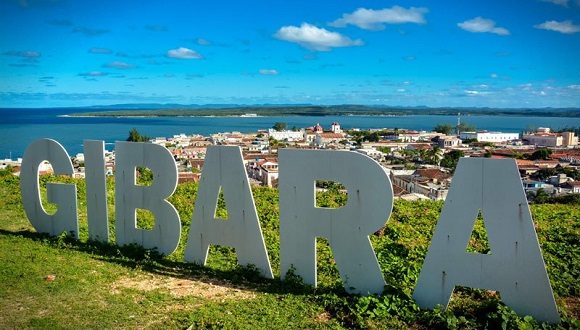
[0,171,578,329]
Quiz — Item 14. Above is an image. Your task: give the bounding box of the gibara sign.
[20,138,560,323]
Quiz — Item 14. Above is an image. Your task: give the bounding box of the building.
[391,168,451,200]
[564,181,580,194]
[523,180,554,194]
[315,133,345,147]
[460,131,519,143]
[523,133,562,147]
[267,129,305,142]
[523,128,578,147]
[330,122,342,134]
[356,148,384,161]
[313,123,323,133]
[438,137,462,148]
[245,158,279,187]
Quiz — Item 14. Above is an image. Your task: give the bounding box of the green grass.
[0,172,578,329]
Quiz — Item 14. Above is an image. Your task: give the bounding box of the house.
[391,168,451,200]
[460,131,519,143]
[315,132,345,147]
[356,148,384,161]
[245,158,279,187]
[564,181,580,194]
[523,128,577,147]
[438,137,462,148]
[522,180,554,194]
[268,128,305,142]
[178,172,201,183]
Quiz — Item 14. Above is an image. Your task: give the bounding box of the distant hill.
[64,104,580,118]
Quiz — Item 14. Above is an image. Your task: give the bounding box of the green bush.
[0,173,578,328]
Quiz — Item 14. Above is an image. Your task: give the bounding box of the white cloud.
[464,90,490,96]
[3,50,41,58]
[534,20,580,34]
[167,47,203,59]
[458,17,510,35]
[259,69,278,75]
[88,47,112,54]
[103,61,134,69]
[540,0,569,6]
[196,38,211,46]
[490,73,498,78]
[274,23,363,51]
[329,6,428,30]
[79,71,107,77]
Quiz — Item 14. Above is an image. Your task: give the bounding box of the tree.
[127,128,150,142]
[530,148,552,160]
[532,188,550,204]
[433,123,453,135]
[367,132,380,142]
[376,146,391,154]
[272,122,287,132]
[440,150,464,172]
[457,122,476,133]
[426,146,444,165]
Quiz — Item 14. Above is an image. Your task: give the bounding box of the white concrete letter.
[184,146,273,279]
[413,158,559,323]
[279,149,393,294]
[20,139,79,238]
[115,142,181,255]
[84,140,109,242]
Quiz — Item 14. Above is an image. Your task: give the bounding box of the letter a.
[115,142,181,255]
[279,149,393,294]
[413,158,559,323]
[184,146,273,279]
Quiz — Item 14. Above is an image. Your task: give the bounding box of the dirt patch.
[315,311,331,323]
[111,274,256,300]
[564,297,579,319]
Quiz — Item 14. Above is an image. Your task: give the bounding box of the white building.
[460,131,519,143]
[331,122,342,134]
[523,130,577,147]
[267,129,305,142]
[245,159,279,187]
[356,148,383,161]
[438,137,462,148]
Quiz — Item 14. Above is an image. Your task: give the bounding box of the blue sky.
[0,0,579,108]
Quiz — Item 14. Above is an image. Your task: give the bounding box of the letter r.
[279,149,393,294]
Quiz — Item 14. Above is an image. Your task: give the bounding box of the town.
[2,121,580,202]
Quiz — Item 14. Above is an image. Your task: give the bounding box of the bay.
[1,107,579,158]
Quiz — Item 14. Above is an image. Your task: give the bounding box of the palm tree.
[268,136,279,153]
[428,146,444,166]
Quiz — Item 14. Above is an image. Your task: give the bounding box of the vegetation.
[66,105,580,118]
[127,128,151,142]
[458,122,476,133]
[0,171,578,329]
[534,166,580,181]
[528,189,580,205]
[440,150,465,172]
[347,129,398,145]
[433,122,476,135]
[530,148,554,160]
[434,123,454,135]
[272,122,287,131]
